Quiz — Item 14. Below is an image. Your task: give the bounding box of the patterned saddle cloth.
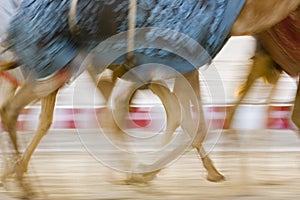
[6,0,245,79]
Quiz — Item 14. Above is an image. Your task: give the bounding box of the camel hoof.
[126,171,159,184]
[207,173,226,182]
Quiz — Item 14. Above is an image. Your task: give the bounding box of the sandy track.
[1,129,300,199]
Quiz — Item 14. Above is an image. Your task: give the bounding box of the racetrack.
[1,129,300,200]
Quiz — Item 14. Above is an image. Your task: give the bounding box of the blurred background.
[1,34,300,200]
[9,36,297,131]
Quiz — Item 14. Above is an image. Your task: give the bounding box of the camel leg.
[87,64,127,102]
[87,65,130,133]
[89,64,181,144]
[225,76,256,129]
[265,74,281,128]
[0,81,38,154]
[0,75,18,183]
[0,81,39,197]
[175,70,225,182]
[106,78,140,135]
[87,65,130,136]
[225,47,281,129]
[133,71,224,182]
[89,66,148,182]
[87,66,115,102]
[0,75,17,109]
[107,77,182,182]
[125,82,182,183]
[129,70,224,182]
[0,75,18,135]
[99,78,143,177]
[90,65,182,182]
[149,82,181,145]
[1,91,57,198]
[291,80,300,130]
[16,90,58,177]
[266,77,280,104]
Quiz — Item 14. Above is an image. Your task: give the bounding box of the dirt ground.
[1,129,300,200]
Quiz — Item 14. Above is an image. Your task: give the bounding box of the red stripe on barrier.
[0,105,297,131]
[128,107,151,128]
[267,106,296,130]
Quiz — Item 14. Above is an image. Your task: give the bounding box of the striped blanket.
[258,6,300,77]
[6,0,245,79]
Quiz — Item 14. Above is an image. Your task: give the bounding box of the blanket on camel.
[258,6,300,77]
[6,0,245,79]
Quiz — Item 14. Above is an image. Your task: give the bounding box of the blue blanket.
[7,0,246,79]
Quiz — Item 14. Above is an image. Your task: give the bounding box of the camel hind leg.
[0,74,18,107]
[16,90,58,176]
[1,90,57,194]
[98,74,182,182]
[176,70,225,182]
[0,81,38,154]
[0,91,57,196]
[131,70,225,182]
[136,70,225,182]
[292,80,300,130]
[125,81,182,183]
[225,45,281,129]
[0,81,39,197]
[0,73,18,183]
[89,64,181,146]
[148,81,181,145]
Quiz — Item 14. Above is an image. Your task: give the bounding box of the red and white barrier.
[0,105,296,131]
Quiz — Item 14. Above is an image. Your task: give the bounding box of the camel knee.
[0,103,19,128]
